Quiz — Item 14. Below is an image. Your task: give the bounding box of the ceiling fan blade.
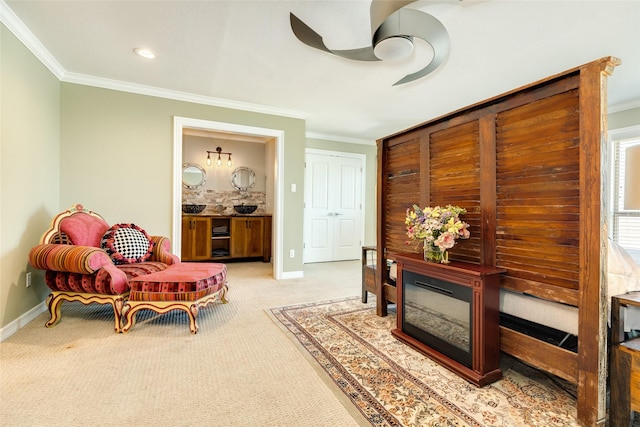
[289,13,331,53]
[331,47,379,62]
[369,0,417,37]
[290,13,379,61]
[373,8,449,85]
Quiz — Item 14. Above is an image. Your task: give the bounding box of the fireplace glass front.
[402,270,473,367]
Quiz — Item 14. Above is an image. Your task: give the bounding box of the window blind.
[612,135,640,263]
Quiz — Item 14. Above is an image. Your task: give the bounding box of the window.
[610,127,640,264]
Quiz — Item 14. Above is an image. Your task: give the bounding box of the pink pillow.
[60,213,110,247]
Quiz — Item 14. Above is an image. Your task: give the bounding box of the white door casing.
[304,149,364,263]
[173,116,285,279]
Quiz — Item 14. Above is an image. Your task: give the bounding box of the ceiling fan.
[290,0,449,86]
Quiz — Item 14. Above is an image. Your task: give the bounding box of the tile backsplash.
[182,189,266,215]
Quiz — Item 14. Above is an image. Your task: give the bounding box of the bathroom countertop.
[182,213,272,217]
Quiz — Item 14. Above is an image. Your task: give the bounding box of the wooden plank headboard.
[376,56,620,426]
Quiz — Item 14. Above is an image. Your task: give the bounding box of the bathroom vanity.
[181,163,271,262]
[182,214,272,262]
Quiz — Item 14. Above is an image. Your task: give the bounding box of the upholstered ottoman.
[121,263,228,334]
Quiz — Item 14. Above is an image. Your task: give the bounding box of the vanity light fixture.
[206,147,232,168]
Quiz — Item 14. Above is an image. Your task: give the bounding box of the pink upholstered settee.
[28,204,179,332]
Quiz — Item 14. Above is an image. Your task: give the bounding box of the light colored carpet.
[0,261,364,427]
[270,297,580,426]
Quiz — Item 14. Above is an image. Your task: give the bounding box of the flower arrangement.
[405,205,470,263]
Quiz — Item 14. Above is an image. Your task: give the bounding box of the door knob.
[327,212,335,216]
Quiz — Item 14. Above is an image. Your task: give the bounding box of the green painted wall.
[60,83,306,275]
[1,24,60,329]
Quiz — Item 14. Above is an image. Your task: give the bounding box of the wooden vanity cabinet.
[181,215,271,262]
[181,216,212,261]
[230,217,264,258]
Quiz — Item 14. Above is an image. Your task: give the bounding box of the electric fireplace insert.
[402,270,473,368]
[391,254,504,386]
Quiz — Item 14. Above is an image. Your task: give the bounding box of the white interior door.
[304,150,364,263]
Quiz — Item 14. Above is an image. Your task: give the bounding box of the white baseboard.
[280,270,304,279]
[0,302,46,342]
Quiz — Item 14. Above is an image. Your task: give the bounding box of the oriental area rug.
[269,297,579,427]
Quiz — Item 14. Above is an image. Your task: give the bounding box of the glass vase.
[423,243,449,264]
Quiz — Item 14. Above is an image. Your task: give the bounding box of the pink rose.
[436,232,455,249]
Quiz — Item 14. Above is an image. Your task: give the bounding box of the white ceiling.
[3,0,640,144]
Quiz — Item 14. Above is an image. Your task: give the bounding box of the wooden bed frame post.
[577,57,620,426]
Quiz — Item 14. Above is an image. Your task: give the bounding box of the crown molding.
[306,131,375,146]
[0,0,64,79]
[62,72,308,120]
[610,98,640,114]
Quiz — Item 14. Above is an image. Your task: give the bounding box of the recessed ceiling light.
[133,47,156,59]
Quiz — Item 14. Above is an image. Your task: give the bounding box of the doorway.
[303,149,365,263]
[173,116,285,279]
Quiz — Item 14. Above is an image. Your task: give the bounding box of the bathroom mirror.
[231,166,255,191]
[182,163,207,189]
